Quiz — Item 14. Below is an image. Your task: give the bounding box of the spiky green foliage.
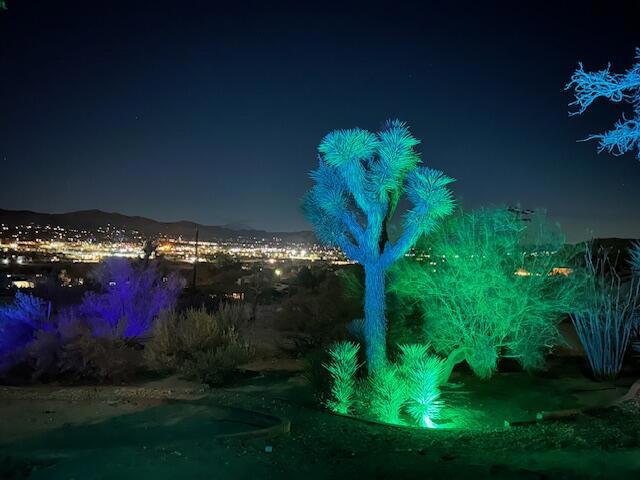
[398,344,445,427]
[318,342,448,427]
[303,120,454,371]
[323,341,360,414]
[391,208,583,379]
[369,363,407,425]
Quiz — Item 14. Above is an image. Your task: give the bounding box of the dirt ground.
[1,361,640,479]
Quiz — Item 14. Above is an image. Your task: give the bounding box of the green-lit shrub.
[320,342,447,427]
[145,304,252,385]
[398,344,445,427]
[391,208,583,379]
[369,363,406,424]
[323,341,360,414]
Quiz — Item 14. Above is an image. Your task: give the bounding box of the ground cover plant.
[0,293,51,373]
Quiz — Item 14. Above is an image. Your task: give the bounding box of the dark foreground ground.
[1,362,640,480]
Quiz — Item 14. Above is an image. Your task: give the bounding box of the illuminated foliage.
[398,344,445,428]
[323,341,360,414]
[391,208,582,379]
[369,363,407,425]
[566,48,640,160]
[0,293,50,370]
[570,246,640,380]
[303,120,454,371]
[79,258,183,337]
[322,341,446,427]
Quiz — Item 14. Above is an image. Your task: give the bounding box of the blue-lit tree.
[303,120,454,371]
[566,48,640,160]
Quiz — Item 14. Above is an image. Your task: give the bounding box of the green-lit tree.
[303,120,454,371]
[391,208,582,379]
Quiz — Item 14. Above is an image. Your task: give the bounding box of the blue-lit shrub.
[79,258,183,338]
[1,259,183,381]
[0,293,50,371]
[571,247,640,379]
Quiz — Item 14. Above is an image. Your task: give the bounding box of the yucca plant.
[323,341,360,414]
[398,344,445,428]
[369,363,407,424]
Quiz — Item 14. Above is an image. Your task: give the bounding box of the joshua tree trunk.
[364,263,387,372]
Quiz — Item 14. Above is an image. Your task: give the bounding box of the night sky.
[1,0,639,241]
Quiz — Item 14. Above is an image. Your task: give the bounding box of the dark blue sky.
[1,0,639,241]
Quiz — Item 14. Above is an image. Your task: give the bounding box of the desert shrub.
[391,208,583,379]
[345,318,365,343]
[303,349,332,405]
[368,363,407,424]
[0,293,51,372]
[398,344,445,427]
[321,342,445,427]
[0,258,182,382]
[275,271,360,344]
[17,308,143,383]
[570,246,640,380]
[79,258,183,338]
[323,341,360,414]
[145,304,252,385]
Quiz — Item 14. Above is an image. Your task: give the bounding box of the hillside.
[0,209,315,243]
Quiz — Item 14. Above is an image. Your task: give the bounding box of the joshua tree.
[303,120,454,371]
[566,48,640,160]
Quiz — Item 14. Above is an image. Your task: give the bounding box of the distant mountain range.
[0,208,315,243]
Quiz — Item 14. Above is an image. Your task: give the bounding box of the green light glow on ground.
[324,342,448,429]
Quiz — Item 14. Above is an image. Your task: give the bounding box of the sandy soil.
[1,361,640,479]
[0,376,207,442]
